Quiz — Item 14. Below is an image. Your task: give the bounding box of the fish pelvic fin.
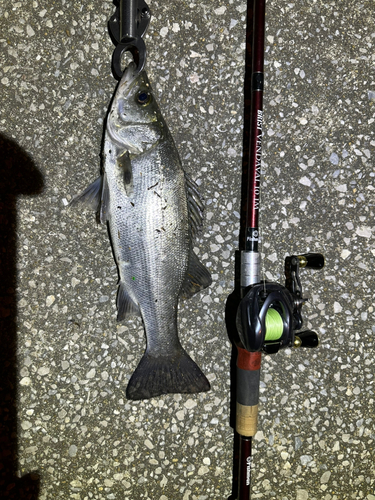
[180,251,212,299]
[69,175,110,224]
[69,176,102,211]
[117,281,140,321]
[99,173,111,223]
[126,348,210,400]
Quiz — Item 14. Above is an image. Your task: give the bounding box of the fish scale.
[109,142,188,349]
[70,63,211,400]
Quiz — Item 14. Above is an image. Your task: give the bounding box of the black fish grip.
[108,0,151,79]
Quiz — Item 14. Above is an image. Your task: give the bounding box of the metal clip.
[108,0,151,79]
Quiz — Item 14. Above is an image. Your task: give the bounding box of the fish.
[70,63,212,400]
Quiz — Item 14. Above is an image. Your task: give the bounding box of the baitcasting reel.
[236,253,324,354]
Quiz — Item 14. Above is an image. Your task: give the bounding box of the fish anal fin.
[117,281,140,321]
[126,348,210,400]
[180,251,212,299]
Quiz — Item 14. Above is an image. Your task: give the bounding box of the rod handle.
[236,402,258,438]
[236,349,261,437]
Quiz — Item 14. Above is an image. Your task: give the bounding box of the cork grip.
[236,349,261,437]
[236,402,259,437]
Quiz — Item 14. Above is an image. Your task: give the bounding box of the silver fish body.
[71,64,211,400]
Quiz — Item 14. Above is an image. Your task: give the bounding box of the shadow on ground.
[0,133,44,499]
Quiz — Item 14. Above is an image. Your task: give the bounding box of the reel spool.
[236,253,324,354]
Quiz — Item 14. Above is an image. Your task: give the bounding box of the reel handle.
[294,330,320,348]
[297,253,325,270]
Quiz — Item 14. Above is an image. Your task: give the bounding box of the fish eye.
[136,91,152,106]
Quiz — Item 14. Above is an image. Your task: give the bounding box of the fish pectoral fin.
[116,281,140,321]
[69,176,103,212]
[180,251,212,299]
[126,348,210,400]
[117,150,133,197]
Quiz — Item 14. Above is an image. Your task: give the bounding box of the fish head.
[107,63,164,153]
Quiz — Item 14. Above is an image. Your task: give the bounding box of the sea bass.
[71,63,212,400]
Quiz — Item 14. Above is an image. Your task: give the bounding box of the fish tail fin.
[126,349,210,400]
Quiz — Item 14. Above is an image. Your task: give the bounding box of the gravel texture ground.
[0,1,374,499]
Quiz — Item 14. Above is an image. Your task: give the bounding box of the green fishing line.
[265,308,283,341]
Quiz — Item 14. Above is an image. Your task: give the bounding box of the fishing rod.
[231,0,325,498]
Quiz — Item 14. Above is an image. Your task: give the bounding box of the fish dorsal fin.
[180,251,212,299]
[185,173,204,239]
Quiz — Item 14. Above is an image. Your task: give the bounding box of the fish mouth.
[105,63,160,152]
[119,62,148,94]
